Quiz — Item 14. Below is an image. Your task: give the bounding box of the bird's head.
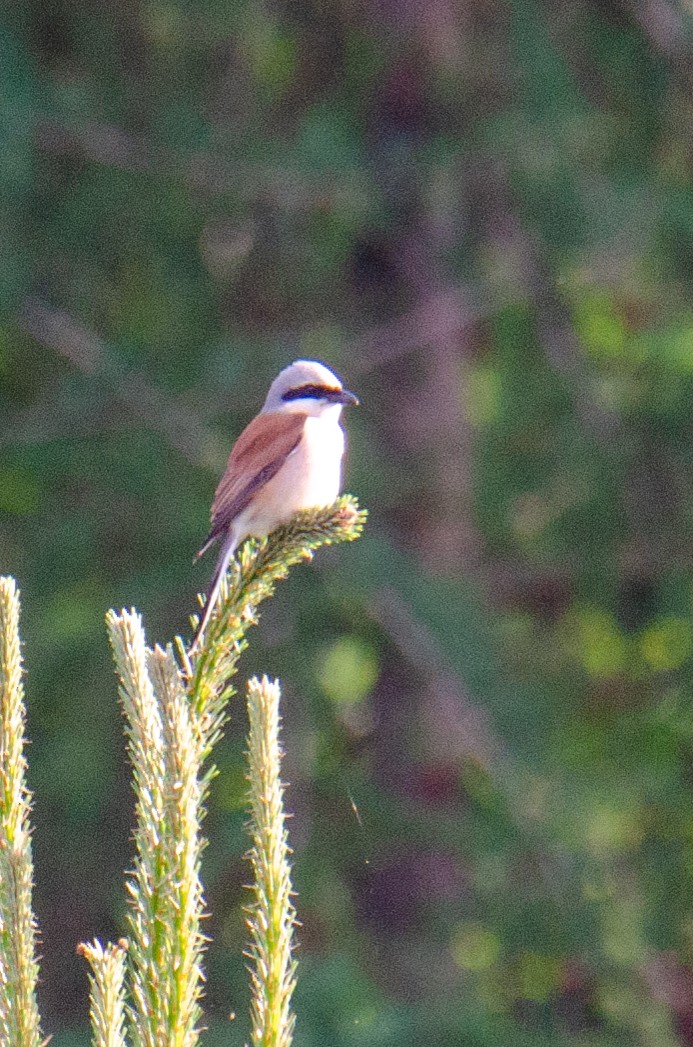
[263,359,359,417]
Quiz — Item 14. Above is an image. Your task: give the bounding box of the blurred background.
[3,0,693,1043]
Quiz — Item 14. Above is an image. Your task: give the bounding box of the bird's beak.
[335,388,359,406]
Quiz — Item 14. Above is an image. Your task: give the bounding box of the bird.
[190,359,359,651]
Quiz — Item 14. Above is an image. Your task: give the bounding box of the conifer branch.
[147,645,207,1047]
[187,495,366,758]
[245,677,296,1047]
[107,609,171,1047]
[0,577,42,1047]
[78,939,128,1047]
[107,613,210,1047]
[97,498,365,1046]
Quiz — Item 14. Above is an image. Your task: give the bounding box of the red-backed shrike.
[191,359,358,649]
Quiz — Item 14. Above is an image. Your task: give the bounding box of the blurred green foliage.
[4,0,693,1043]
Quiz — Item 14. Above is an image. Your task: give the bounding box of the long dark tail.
[190,531,237,652]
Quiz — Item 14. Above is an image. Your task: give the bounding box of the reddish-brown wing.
[196,411,306,558]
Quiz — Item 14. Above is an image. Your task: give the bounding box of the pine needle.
[245,677,296,1047]
[0,577,42,1047]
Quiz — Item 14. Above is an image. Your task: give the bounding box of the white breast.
[239,412,345,539]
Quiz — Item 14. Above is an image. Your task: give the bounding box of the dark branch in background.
[369,585,510,776]
[20,297,226,469]
[34,118,367,211]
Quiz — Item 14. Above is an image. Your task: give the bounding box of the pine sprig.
[0,498,365,1047]
[78,939,128,1047]
[0,577,41,1047]
[245,677,297,1047]
[107,609,171,1047]
[107,613,209,1047]
[148,645,207,1046]
[95,497,365,1047]
[186,495,366,757]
